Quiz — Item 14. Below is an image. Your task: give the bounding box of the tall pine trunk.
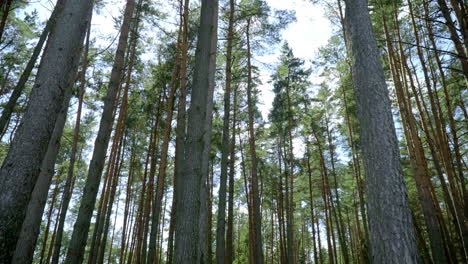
[12,88,72,264]
[246,17,264,264]
[174,0,218,262]
[0,0,93,261]
[344,0,419,262]
[51,21,91,264]
[215,0,235,262]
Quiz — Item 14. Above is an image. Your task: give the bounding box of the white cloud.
[257,0,332,120]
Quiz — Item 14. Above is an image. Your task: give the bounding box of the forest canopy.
[0,0,466,263]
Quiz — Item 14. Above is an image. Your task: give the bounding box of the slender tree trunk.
[216,0,235,262]
[344,0,419,262]
[96,138,126,264]
[382,15,449,264]
[305,141,319,264]
[119,139,137,264]
[168,1,190,262]
[38,172,62,264]
[246,17,265,264]
[65,0,135,262]
[0,0,93,261]
[174,0,218,262]
[147,15,182,264]
[226,83,238,264]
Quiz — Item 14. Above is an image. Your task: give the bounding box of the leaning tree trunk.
[0,0,65,137]
[344,0,419,263]
[173,0,218,262]
[11,86,72,264]
[0,0,93,261]
[50,21,91,264]
[64,0,135,262]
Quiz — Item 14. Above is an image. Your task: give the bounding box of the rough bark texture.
[51,21,91,264]
[344,0,419,263]
[0,0,64,136]
[382,16,448,264]
[64,0,135,262]
[174,0,218,262]
[0,0,93,261]
[11,89,71,264]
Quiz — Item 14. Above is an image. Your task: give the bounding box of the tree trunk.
[226,83,238,264]
[0,0,64,137]
[305,141,319,264]
[64,0,135,262]
[216,0,235,262]
[51,22,91,264]
[11,84,72,264]
[167,1,190,262]
[0,0,93,261]
[174,0,218,262]
[147,20,181,264]
[246,17,265,264]
[344,0,419,262]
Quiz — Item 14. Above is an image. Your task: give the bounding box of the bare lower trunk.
[174,0,218,262]
[215,0,235,262]
[246,17,264,264]
[344,0,419,262]
[12,89,71,264]
[0,0,93,261]
[51,21,91,264]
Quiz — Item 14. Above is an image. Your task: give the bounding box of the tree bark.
[12,89,71,264]
[51,22,91,264]
[225,83,238,264]
[344,0,420,262]
[0,0,64,137]
[174,0,218,262]
[0,0,93,261]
